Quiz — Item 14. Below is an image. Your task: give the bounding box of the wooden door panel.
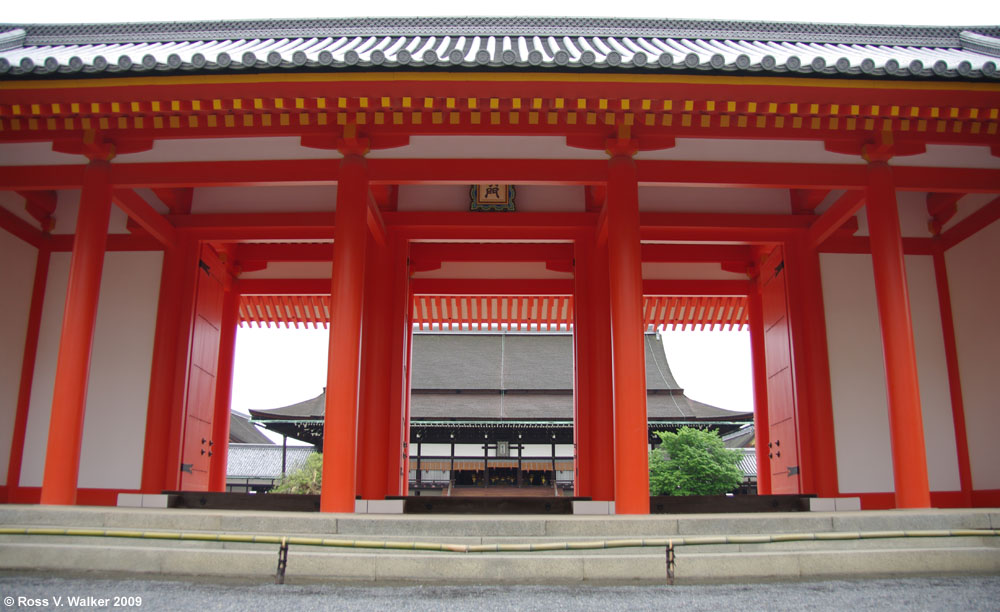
[179,246,225,491]
[760,246,801,494]
[766,369,795,424]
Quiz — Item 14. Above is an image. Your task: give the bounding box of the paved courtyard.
[1,572,998,611]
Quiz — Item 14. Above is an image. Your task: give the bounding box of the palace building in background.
[0,18,998,513]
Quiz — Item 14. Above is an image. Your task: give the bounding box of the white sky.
[3,0,998,26]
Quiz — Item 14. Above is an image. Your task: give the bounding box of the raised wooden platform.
[449,486,557,498]
[650,494,813,514]
[164,491,812,514]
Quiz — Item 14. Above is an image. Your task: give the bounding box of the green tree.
[270,452,323,494]
[649,427,743,496]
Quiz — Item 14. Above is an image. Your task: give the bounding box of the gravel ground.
[1,573,999,611]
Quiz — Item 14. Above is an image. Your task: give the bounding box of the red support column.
[6,248,51,496]
[572,236,594,498]
[321,154,369,513]
[208,277,239,492]
[589,238,616,501]
[789,236,839,497]
[866,161,931,509]
[359,237,392,500]
[141,244,183,493]
[606,154,649,514]
[747,277,772,496]
[385,233,411,496]
[40,160,113,505]
[162,236,200,492]
[401,297,414,497]
[932,245,973,506]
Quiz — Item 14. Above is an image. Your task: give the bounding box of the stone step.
[2,505,997,583]
[2,541,998,584]
[1,506,997,538]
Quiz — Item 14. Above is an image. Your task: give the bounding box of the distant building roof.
[723,424,756,449]
[226,444,315,480]
[1,18,997,79]
[229,411,273,445]
[251,332,750,423]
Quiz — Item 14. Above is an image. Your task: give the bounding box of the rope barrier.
[1,526,997,553]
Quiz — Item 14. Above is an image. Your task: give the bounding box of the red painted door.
[179,245,225,490]
[760,246,801,494]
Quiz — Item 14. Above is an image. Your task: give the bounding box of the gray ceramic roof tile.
[251,332,750,422]
[1,17,997,78]
[226,444,315,479]
[229,411,273,444]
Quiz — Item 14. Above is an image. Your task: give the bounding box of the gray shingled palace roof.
[251,332,749,423]
[226,444,314,479]
[229,411,273,445]
[1,17,998,78]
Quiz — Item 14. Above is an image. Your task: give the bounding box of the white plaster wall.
[125,137,341,164]
[642,262,748,281]
[369,136,607,160]
[0,191,42,229]
[946,218,1000,490]
[637,139,861,164]
[509,186,584,212]
[50,191,131,236]
[20,253,70,486]
[821,253,959,494]
[854,191,933,239]
[192,186,337,214]
[20,252,161,489]
[639,186,789,214]
[398,185,473,211]
[413,261,572,280]
[239,262,333,280]
[0,232,37,485]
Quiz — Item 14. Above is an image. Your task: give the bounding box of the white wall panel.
[192,186,337,214]
[642,262,748,281]
[20,252,161,490]
[946,218,1000,490]
[821,253,894,493]
[77,251,161,489]
[821,253,959,494]
[0,232,37,485]
[638,186,789,214]
[21,253,70,486]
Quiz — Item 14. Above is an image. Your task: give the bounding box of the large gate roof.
[1,17,998,78]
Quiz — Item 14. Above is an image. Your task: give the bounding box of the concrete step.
[2,541,998,584]
[1,505,998,583]
[2,505,997,537]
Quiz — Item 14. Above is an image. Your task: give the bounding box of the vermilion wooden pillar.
[321,154,369,513]
[208,276,240,492]
[39,160,113,505]
[140,244,183,493]
[162,236,200,492]
[401,294,414,497]
[747,278,772,496]
[589,238,616,501]
[359,236,392,500]
[6,248,51,497]
[605,154,649,514]
[385,233,411,497]
[932,245,973,506]
[789,236,839,497]
[572,237,594,498]
[866,161,931,509]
